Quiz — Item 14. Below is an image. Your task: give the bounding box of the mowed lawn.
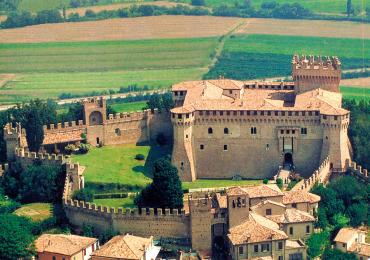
[0,37,217,104]
[205,34,370,80]
[14,203,52,222]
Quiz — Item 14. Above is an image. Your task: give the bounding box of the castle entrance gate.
[212,223,227,259]
[284,152,293,168]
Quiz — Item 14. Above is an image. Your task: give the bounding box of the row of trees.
[1,9,63,28]
[306,175,369,259]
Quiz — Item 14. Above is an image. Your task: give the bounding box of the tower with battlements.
[292,55,341,94]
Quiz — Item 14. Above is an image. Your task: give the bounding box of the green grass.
[177,0,368,15]
[340,86,370,101]
[18,0,70,12]
[0,37,217,104]
[93,197,135,208]
[205,34,370,80]
[111,101,148,112]
[14,203,52,222]
[183,179,262,190]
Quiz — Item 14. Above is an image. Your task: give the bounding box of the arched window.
[208,127,213,134]
[251,127,257,134]
[224,127,229,134]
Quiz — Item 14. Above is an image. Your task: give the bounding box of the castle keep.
[171,55,351,181]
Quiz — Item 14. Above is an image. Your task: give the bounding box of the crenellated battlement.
[43,120,86,133]
[292,156,331,192]
[82,96,105,108]
[3,123,21,137]
[64,199,187,218]
[345,159,369,183]
[292,55,341,71]
[15,147,70,167]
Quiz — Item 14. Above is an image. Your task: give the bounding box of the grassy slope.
[0,37,217,103]
[340,86,370,101]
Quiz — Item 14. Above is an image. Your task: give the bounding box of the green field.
[341,86,370,101]
[14,203,52,222]
[178,0,368,15]
[205,34,370,80]
[93,197,136,208]
[0,37,216,104]
[111,101,148,112]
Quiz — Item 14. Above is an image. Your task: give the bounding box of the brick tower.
[83,97,106,145]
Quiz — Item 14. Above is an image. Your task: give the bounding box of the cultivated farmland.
[0,37,217,103]
[237,18,370,39]
[205,34,370,80]
[0,15,242,43]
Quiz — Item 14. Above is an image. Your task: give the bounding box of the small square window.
[224,145,228,151]
[266,209,272,215]
[278,241,283,250]
[226,111,230,115]
[178,114,182,119]
[186,114,189,118]
[200,144,204,150]
[220,111,224,116]
[254,245,258,252]
[239,246,243,255]
[289,227,293,235]
[233,111,237,116]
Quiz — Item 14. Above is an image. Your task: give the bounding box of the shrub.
[78,143,90,154]
[263,179,269,184]
[276,178,283,189]
[72,189,94,202]
[64,144,77,155]
[135,154,145,161]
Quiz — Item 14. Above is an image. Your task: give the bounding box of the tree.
[322,248,357,260]
[147,94,162,112]
[135,158,183,209]
[0,0,20,12]
[347,0,354,16]
[1,11,34,29]
[19,164,64,203]
[35,9,63,24]
[346,202,368,227]
[72,189,94,202]
[162,93,174,111]
[23,106,44,152]
[0,214,35,259]
[306,231,330,259]
[191,0,205,6]
[315,207,329,229]
[331,213,349,230]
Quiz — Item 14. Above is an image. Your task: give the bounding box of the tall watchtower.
[188,192,213,252]
[82,97,106,145]
[292,55,341,94]
[227,187,249,228]
[3,123,22,161]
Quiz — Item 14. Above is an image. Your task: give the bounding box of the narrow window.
[52,257,56,260]
[200,144,204,150]
[224,128,229,134]
[254,245,258,252]
[289,227,293,235]
[240,111,244,115]
[174,91,178,96]
[281,130,284,134]
[306,225,310,234]
[233,111,237,116]
[292,130,295,134]
[334,116,338,120]
[278,241,283,250]
[178,114,182,119]
[220,111,224,116]
[186,113,189,118]
[229,90,233,94]
[208,127,213,134]
[224,145,228,151]
[115,128,120,135]
[213,111,216,115]
[287,130,290,134]
[278,256,283,260]
[266,208,272,215]
[275,111,278,116]
[239,246,243,255]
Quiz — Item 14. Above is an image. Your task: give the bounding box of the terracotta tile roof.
[171,79,349,116]
[267,209,315,224]
[92,234,152,259]
[228,213,288,245]
[286,239,305,249]
[250,257,273,260]
[227,186,248,196]
[334,228,364,243]
[35,234,97,256]
[243,184,283,198]
[251,199,286,211]
[282,190,320,204]
[348,242,370,257]
[43,130,84,145]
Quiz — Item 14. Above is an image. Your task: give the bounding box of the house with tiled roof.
[35,234,98,260]
[282,190,320,215]
[91,234,160,260]
[334,227,370,260]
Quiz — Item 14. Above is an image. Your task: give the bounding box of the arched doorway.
[89,111,103,125]
[284,152,293,167]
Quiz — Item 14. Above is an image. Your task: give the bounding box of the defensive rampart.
[345,159,369,183]
[14,147,70,168]
[291,156,331,192]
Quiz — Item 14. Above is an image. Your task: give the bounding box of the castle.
[2,55,369,259]
[171,55,351,181]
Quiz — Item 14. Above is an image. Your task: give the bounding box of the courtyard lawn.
[14,203,52,222]
[182,179,262,190]
[93,197,135,208]
[71,143,171,191]
[111,101,148,113]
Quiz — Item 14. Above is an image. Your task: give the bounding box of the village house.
[334,227,370,260]
[35,234,99,260]
[91,234,160,260]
